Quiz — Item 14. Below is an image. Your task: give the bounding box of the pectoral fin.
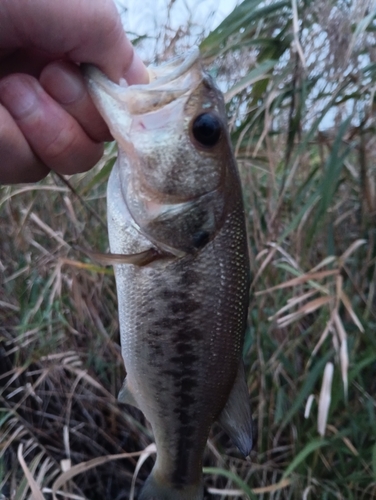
[218,362,253,457]
[76,246,167,267]
[118,377,139,408]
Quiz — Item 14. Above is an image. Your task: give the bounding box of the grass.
[1,0,376,498]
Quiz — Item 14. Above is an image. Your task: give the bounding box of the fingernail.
[124,52,149,85]
[42,64,85,105]
[0,76,38,119]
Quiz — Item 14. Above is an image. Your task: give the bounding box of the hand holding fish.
[0,0,148,184]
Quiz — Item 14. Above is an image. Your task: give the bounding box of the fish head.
[85,48,236,256]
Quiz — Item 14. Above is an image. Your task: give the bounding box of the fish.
[84,47,253,500]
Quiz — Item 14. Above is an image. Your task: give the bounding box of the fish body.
[85,49,252,500]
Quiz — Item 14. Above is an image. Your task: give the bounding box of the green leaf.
[0,410,13,425]
[279,190,320,242]
[353,10,376,38]
[81,155,116,195]
[200,0,290,57]
[307,117,353,243]
[203,467,257,499]
[280,350,333,429]
[225,60,277,101]
[282,439,329,479]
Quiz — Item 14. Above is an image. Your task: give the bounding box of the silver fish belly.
[85,48,252,500]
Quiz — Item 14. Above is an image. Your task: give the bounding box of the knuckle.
[43,122,78,162]
[42,122,104,174]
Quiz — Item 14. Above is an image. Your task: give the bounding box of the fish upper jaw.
[84,65,133,142]
[83,47,203,145]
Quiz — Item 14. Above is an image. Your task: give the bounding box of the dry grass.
[0,164,155,499]
[1,1,376,499]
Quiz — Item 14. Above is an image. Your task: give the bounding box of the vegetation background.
[1,0,376,498]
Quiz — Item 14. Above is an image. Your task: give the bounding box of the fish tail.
[138,472,203,500]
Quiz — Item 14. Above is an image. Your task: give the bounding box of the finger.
[40,61,112,143]
[73,16,148,85]
[1,0,149,85]
[0,104,49,184]
[0,74,104,176]
[96,34,149,85]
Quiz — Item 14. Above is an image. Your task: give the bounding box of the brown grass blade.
[52,447,157,500]
[17,445,45,500]
[21,210,70,249]
[340,289,364,332]
[269,290,318,320]
[276,296,333,328]
[129,443,157,500]
[339,239,367,265]
[256,270,339,295]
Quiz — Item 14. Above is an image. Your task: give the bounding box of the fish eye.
[191,113,221,147]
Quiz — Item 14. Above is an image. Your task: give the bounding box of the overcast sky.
[116,0,239,60]
[126,0,238,31]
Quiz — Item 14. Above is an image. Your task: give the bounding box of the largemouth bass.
[85,48,252,500]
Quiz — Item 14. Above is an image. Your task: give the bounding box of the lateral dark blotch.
[179,268,199,286]
[147,329,163,339]
[171,435,195,487]
[153,317,181,329]
[174,408,191,425]
[181,377,198,392]
[162,369,181,378]
[183,299,200,314]
[169,301,183,314]
[159,288,176,299]
[147,342,163,354]
[170,353,198,365]
[173,327,203,342]
[178,392,196,406]
[175,342,193,355]
[188,328,203,340]
[181,424,195,438]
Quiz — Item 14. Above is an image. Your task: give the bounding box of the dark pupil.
[192,113,221,147]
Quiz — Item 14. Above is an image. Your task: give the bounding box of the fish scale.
[85,48,253,500]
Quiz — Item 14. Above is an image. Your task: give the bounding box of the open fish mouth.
[146,47,201,86]
[83,47,203,131]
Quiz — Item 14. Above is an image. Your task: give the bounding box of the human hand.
[0,0,148,184]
